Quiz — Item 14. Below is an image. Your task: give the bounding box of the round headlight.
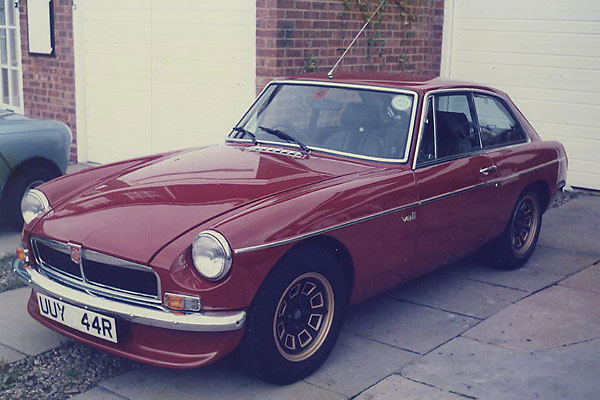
[191,231,232,281]
[21,189,50,224]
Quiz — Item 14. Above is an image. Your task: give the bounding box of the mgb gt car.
[15,75,567,383]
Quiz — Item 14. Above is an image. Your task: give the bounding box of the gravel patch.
[549,187,600,209]
[0,341,140,400]
[0,253,25,293]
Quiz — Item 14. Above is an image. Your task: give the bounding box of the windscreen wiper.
[232,127,258,145]
[258,126,311,155]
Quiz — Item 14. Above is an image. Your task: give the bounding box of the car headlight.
[21,189,50,224]
[191,230,232,281]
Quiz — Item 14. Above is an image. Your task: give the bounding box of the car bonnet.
[31,143,374,263]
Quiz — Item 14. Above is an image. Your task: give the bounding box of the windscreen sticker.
[314,89,328,99]
[391,95,411,111]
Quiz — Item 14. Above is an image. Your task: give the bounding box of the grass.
[0,252,26,293]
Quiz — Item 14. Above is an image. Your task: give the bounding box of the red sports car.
[15,75,567,383]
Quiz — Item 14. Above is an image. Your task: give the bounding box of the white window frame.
[0,0,24,113]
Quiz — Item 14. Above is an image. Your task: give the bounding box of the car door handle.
[479,165,497,176]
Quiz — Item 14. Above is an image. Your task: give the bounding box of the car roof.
[279,73,505,96]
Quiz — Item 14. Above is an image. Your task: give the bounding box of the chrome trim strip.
[234,158,560,254]
[418,181,492,206]
[234,201,419,254]
[496,159,559,184]
[227,80,420,164]
[270,79,419,96]
[14,260,246,332]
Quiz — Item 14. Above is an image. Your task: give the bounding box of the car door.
[471,93,534,236]
[412,92,499,273]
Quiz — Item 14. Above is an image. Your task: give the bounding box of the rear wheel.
[487,189,542,270]
[5,167,57,228]
[239,248,347,384]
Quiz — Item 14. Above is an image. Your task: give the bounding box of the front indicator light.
[164,293,201,312]
[16,245,29,262]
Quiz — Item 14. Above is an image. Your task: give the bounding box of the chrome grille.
[31,237,161,306]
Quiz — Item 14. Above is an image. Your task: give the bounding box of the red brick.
[19,0,77,162]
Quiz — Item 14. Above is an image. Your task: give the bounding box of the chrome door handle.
[479,165,497,175]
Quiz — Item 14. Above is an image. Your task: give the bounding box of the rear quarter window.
[474,94,527,148]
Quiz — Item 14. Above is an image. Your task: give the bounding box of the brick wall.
[19,0,77,161]
[256,0,444,92]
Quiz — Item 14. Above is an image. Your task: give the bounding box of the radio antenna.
[327,0,387,79]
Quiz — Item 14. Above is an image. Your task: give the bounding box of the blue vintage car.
[0,110,72,227]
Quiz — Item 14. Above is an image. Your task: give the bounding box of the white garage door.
[73,0,256,164]
[442,0,600,190]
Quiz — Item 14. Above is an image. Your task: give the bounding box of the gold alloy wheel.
[511,194,540,255]
[273,272,335,362]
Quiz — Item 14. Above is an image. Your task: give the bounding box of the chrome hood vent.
[247,144,304,158]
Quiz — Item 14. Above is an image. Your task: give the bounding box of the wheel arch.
[523,180,550,213]
[268,235,355,305]
[303,235,355,304]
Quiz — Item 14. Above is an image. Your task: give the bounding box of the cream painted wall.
[442,0,600,190]
[74,0,256,164]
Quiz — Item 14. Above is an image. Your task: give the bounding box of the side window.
[474,95,526,148]
[417,93,479,166]
[435,94,478,158]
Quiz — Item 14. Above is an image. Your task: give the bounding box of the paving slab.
[464,285,600,352]
[97,358,344,400]
[538,195,600,257]
[446,245,598,292]
[401,336,600,400]
[391,269,526,319]
[344,296,478,354]
[559,263,600,294]
[304,332,418,397]
[70,387,129,400]
[0,287,69,356]
[0,342,24,363]
[355,374,465,400]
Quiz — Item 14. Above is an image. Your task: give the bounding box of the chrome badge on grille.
[68,243,82,264]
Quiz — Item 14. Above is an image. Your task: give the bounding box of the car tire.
[487,189,543,270]
[239,247,347,384]
[5,167,57,228]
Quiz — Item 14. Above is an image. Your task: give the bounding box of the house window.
[0,0,22,111]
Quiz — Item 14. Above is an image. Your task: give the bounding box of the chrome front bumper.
[14,260,246,332]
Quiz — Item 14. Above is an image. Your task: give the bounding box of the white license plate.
[37,293,118,343]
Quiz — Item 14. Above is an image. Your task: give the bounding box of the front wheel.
[487,189,543,270]
[239,248,347,384]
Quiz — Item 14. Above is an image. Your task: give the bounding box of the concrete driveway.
[0,225,20,256]
[1,193,599,400]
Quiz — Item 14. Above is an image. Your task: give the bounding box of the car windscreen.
[230,83,416,161]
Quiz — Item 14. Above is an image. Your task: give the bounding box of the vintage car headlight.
[21,189,50,224]
[191,230,232,281]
